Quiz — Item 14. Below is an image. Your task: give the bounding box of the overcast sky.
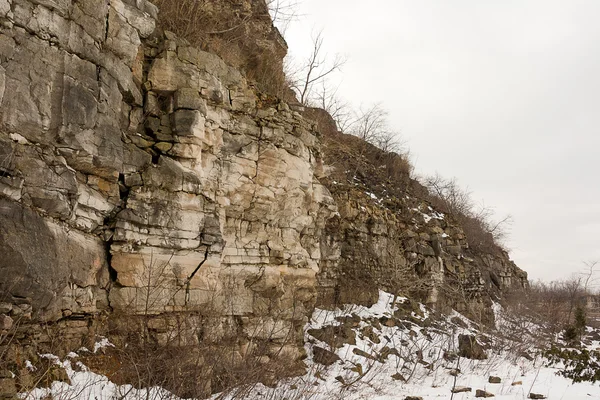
[282,0,600,283]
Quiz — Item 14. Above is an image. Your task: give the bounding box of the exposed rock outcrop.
[311,114,527,321]
[0,0,335,372]
[318,177,527,318]
[0,0,527,394]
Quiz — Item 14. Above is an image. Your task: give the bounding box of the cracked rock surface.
[0,0,336,364]
[0,0,527,383]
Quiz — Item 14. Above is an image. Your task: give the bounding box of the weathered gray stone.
[0,199,108,321]
[451,386,471,393]
[0,314,12,330]
[528,394,546,399]
[171,109,205,137]
[105,5,142,65]
[312,346,340,366]
[142,156,202,193]
[111,0,156,38]
[155,142,173,152]
[174,88,206,112]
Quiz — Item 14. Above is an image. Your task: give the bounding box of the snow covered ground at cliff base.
[21,291,600,400]
[215,291,600,400]
[226,354,600,400]
[22,341,178,400]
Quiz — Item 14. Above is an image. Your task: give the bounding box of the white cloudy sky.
[281,0,600,283]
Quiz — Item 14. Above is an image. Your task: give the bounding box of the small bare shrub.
[423,173,511,254]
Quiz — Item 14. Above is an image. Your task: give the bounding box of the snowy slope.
[217,291,600,400]
[21,292,600,400]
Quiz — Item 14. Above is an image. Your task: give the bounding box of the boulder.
[451,386,472,393]
[0,315,12,331]
[392,373,406,381]
[528,394,546,399]
[458,334,487,360]
[352,348,378,361]
[308,325,356,349]
[312,346,340,366]
[0,200,108,321]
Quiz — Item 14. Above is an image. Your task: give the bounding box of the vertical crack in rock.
[103,0,111,43]
[96,172,132,289]
[253,125,264,181]
[184,247,209,305]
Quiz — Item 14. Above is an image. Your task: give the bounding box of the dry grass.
[150,0,293,100]
[304,107,413,195]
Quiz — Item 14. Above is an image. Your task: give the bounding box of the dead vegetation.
[504,273,598,341]
[150,0,294,100]
[94,253,312,398]
[304,107,412,196]
[422,174,511,255]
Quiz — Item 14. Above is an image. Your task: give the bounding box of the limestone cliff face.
[0,0,335,363]
[311,111,528,323]
[0,0,526,385]
[318,181,527,322]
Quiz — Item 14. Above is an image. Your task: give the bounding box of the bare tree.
[267,0,300,34]
[291,30,346,105]
[423,173,512,251]
[374,130,405,154]
[581,261,600,294]
[424,173,474,217]
[314,82,353,132]
[561,275,585,323]
[350,103,388,143]
[346,103,405,153]
[471,202,513,245]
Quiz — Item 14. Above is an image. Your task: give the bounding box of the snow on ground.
[20,293,600,399]
[411,206,445,224]
[217,291,600,400]
[22,340,181,400]
[23,364,179,400]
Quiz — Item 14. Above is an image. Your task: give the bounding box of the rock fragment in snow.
[458,334,487,360]
[312,346,340,366]
[528,394,546,399]
[451,386,472,393]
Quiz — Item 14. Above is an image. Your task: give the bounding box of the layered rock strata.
[312,119,528,321]
[0,0,335,370]
[0,0,528,394]
[318,182,527,322]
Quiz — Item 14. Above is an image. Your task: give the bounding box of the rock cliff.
[0,0,527,394]
[313,113,527,322]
